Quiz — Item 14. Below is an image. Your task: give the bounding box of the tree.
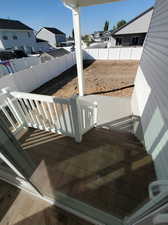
[116,20,126,29]
[72,29,74,40]
[104,20,109,32]
[82,35,93,47]
[112,25,116,31]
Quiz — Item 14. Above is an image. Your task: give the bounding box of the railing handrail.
[10,91,70,104]
[0,87,98,143]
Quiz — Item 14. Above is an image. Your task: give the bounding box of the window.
[13,35,18,40]
[116,38,122,46]
[27,32,31,38]
[132,37,139,46]
[3,36,8,40]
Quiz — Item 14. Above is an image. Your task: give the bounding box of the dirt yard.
[35,60,139,97]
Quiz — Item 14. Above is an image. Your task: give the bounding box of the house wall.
[56,34,66,44]
[36,28,56,47]
[131,0,168,180]
[36,41,52,52]
[0,29,37,53]
[115,33,146,47]
[115,8,153,35]
[36,29,66,47]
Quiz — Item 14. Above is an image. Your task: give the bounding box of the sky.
[0,0,155,36]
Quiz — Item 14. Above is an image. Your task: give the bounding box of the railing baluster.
[47,102,56,131]
[60,104,68,133]
[1,105,17,131]
[23,99,36,126]
[53,103,61,130]
[67,104,74,135]
[34,100,46,130]
[29,99,43,129]
[13,98,29,126]
[19,98,32,125]
[41,102,51,130]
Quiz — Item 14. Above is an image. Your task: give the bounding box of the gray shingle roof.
[0,18,33,30]
[44,27,65,35]
[112,6,154,35]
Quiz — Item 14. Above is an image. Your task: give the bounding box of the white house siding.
[36,28,56,47]
[0,40,4,50]
[131,0,168,180]
[0,30,37,53]
[115,8,153,35]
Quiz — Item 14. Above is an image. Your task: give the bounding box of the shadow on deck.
[20,127,156,219]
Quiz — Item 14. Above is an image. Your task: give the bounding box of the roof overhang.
[62,0,123,8]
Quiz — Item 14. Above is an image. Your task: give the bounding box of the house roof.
[44,27,65,35]
[0,18,33,31]
[112,7,154,35]
[36,38,48,43]
[62,0,121,8]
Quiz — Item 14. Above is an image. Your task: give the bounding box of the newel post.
[70,95,82,143]
[1,87,27,127]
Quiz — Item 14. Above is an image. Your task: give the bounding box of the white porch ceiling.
[62,0,123,8]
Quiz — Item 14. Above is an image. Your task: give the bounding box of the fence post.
[70,95,82,143]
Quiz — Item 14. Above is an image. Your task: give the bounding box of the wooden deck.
[19,127,156,219]
[0,180,92,225]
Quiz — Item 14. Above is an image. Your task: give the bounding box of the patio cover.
[61,0,122,96]
[62,0,122,8]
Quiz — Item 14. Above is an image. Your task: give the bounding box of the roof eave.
[62,0,122,9]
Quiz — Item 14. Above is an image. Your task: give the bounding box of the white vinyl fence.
[0,52,76,92]
[83,47,143,60]
[0,88,97,142]
[10,56,41,73]
[0,56,41,76]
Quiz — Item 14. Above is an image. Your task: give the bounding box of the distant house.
[92,31,111,42]
[111,7,153,47]
[36,38,53,52]
[36,27,66,47]
[0,18,37,53]
[93,31,104,42]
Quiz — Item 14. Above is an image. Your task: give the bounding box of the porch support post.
[72,7,85,96]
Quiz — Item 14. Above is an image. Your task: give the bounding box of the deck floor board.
[19,127,156,219]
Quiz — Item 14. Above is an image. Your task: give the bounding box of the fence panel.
[84,47,143,60]
[0,53,76,93]
[98,49,109,60]
[108,48,120,60]
[11,56,40,72]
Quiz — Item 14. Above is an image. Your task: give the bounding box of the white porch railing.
[0,88,98,142]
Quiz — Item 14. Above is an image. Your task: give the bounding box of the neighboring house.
[36,38,53,52]
[36,27,66,47]
[111,7,153,47]
[93,31,104,42]
[92,31,111,42]
[0,18,37,53]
